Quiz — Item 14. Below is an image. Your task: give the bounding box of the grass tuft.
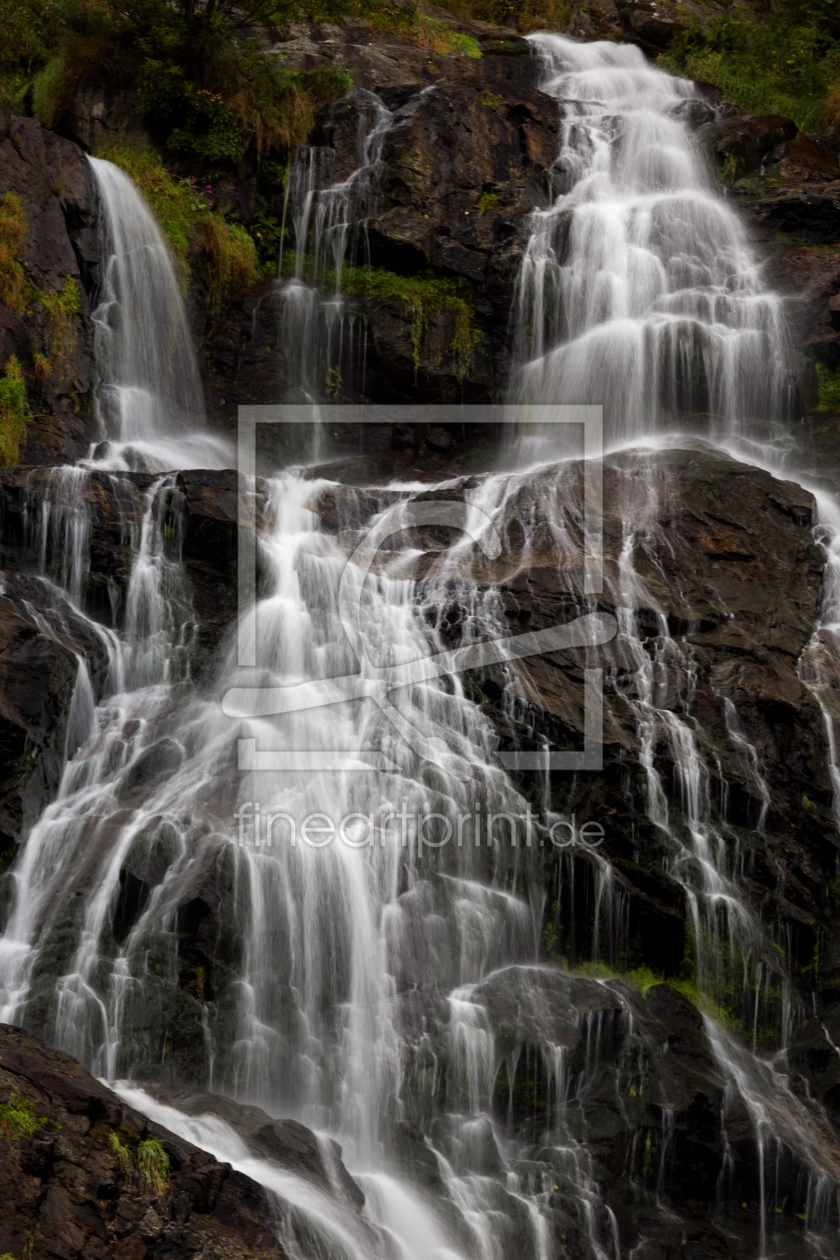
[137,1137,170,1194]
[0,1086,56,1138]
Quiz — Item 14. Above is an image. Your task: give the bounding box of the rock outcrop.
[0,112,100,464]
[0,1022,291,1259]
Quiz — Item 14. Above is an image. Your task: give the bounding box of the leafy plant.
[664,0,840,134]
[137,1137,170,1194]
[0,356,33,466]
[477,190,500,215]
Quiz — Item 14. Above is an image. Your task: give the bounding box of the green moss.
[338,264,481,380]
[0,191,27,316]
[451,32,481,58]
[477,190,501,216]
[137,1137,170,1194]
[815,362,840,413]
[0,356,32,466]
[0,1087,57,1138]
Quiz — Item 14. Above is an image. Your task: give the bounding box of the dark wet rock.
[122,738,185,798]
[0,112,100,463]
[704,113,798,180]
[0,467,267,677]
[767,132,840,183]
[147,1088,365,1211]
[0,1022,285,1259]
[0,571,111,855]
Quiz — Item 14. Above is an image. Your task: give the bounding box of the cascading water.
[513,36,794,444]
[2,31,840,1260]
[278,89,395,403]
[87,157,232,471]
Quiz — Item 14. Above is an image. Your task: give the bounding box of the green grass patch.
[0,1087,57,1138]
[477,190,501,215]
[137,1137,170,1194]
[108,1130,133,1173]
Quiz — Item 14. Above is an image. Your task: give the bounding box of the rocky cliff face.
[0,113,100,464]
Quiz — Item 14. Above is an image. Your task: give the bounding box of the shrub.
[0,191,27,316]
[137,1137,170,1194]
[664,2,840,134]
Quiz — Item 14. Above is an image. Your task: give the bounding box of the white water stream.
[0,34,838,1260]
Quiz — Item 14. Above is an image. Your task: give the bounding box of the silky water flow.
[0,37,839,1260]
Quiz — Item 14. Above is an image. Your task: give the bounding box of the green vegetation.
[664,1,840,134]
[815,362,840,412]
[137,1137,170,1194]
[445,0,571,31]
[339,264,481,379]
[40,276,80,378]
[0,356,33,466]
[96,143,260,305]
[477,190,501,215]
[0,191,27,317]
[108,1130,133,1173]
[0,1087,56,1138]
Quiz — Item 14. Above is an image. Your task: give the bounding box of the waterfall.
[1,38,840,1260]
[87,157,232,471]
[513,36,794,444]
